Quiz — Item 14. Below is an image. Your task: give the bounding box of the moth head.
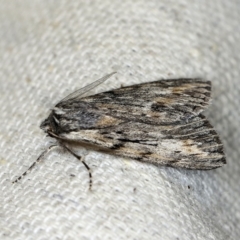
[40,112,57,134]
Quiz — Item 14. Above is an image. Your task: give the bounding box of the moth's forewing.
[49,79,225,170]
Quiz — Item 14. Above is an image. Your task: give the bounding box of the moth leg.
[62,145,92,190]
[12,144,59,184]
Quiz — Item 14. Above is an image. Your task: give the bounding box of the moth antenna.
[59,72,117,103]
[62,145,92,190]
[12,145,59,184]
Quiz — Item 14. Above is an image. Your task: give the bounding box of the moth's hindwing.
[53,79,226,169]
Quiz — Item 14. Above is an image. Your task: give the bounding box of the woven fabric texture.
[0,1,239,239]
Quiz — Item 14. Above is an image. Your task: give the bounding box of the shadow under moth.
[13,72,226,189]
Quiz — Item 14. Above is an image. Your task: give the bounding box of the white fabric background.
[0,1,239,239]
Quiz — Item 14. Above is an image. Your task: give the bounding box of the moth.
[13,72,226,189]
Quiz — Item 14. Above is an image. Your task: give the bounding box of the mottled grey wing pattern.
[54,79,225,169]
[69,79,211,125]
